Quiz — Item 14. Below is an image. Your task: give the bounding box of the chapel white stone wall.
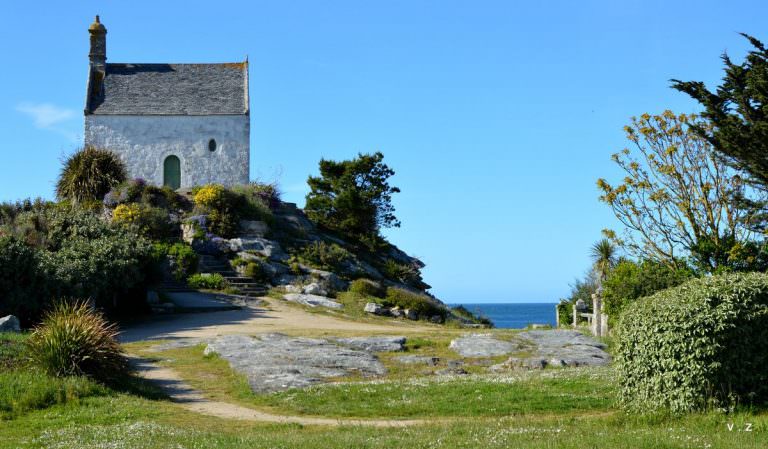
[84,115,250,188]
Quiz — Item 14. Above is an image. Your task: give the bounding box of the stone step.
[199,263,230,269]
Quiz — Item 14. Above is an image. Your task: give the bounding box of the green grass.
[1,393,767,448]
[0,331,28,370]
[149,343,614,419]
[255,368,616,418]
[0,369,109,419]
[3,332,768,448]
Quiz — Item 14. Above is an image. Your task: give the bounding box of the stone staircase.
[198,255,270,299]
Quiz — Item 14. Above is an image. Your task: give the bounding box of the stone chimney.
[88,15,107,73]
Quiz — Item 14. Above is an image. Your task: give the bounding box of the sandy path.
[132,357,431,427]
[120,297,434,343]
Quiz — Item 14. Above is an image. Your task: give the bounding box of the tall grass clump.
[26,301,130,382]
[56,147,127,204]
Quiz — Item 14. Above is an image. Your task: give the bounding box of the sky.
[0,1,766,303]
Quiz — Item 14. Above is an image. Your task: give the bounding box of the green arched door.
[163,155,181,190]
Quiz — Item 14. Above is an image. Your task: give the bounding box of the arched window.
[163,155,181,190]
[208,139,217,152]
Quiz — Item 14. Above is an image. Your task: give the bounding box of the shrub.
[26,301,130,381]
[348,278,385,298]
[187,273,227,290]
[0,236,48,325]
[192,184,240,237]
[616,272,768,414]
[166,243,198,281]
[556,301,572,327]
[244,261,268,282]
[450,305,493,326]
[230,183,278,222]
[56,147,127,204]
[602,259,692,320]
[193,184,228,209]
[381,259,423,287]
[385,287,446,319]
[294,241,353,272]
[104,179,187,212]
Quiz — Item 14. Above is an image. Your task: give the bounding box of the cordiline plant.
[26,300,130,381]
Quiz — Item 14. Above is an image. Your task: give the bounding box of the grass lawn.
[1,392,767,449]
[147,343,615,419]
[3,332,768,448]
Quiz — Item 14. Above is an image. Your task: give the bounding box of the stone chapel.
[83,16,250,189]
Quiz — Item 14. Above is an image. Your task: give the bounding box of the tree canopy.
[671,34,768,194]
[597,111,766,273]
[305,152,400,245]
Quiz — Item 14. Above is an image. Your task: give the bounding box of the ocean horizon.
[449,302,559,329]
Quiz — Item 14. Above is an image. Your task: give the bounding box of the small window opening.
[208,139,217,152]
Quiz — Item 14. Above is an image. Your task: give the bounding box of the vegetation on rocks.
[187,273,227,290]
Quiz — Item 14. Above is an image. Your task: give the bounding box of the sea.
[449,303,558,329]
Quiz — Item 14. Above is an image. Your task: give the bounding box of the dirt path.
[120,297,434,343]
[131,356,431,427]
[124,296,441,426]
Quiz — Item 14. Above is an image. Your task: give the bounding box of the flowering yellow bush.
[193,184,226,208]
[111,203,141,224]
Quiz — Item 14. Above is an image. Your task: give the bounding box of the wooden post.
[591,293,602,337]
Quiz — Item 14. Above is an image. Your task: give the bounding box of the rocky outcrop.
[449,334,525,357]
[450,330,611,369]
[335,336,406,352]
[204,333,386,393]
[282,293,343,310]
[0,315,20,333]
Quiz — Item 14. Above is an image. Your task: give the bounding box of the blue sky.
[0,1,765,303]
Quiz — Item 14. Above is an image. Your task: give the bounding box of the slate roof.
[85,62,248,115]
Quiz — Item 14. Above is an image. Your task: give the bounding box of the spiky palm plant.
[26,301,130,381]
[590,238,618,284]
[56,147,127,204]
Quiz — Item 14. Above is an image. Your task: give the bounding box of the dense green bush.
[348,278,385,298]
[385,287,446,319]
[5,206,153,315]
[192,184,240,237]
[112,203,177,241]
[0,236,48,325]
[617,273,768,414]
[164,243,199,281]
[603,259,692,320]
[56,147,127,204]
[294,241,353,272]
[187,273,227,290]
[26,301,130,382]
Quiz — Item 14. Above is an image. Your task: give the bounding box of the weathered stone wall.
[84,115,249,188]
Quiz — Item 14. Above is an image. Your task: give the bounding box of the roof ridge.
[106,62,246,66]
